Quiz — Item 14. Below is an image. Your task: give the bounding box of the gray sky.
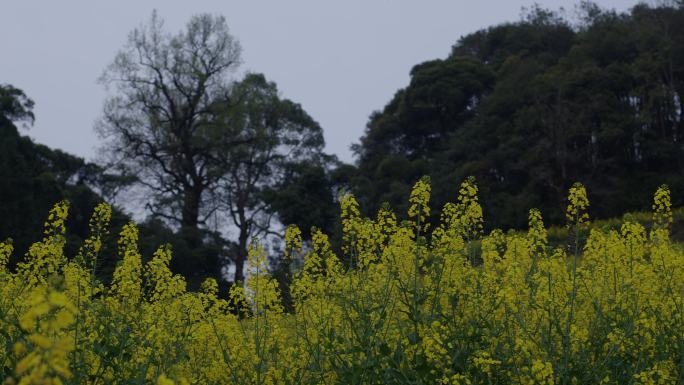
[1,0,638,163]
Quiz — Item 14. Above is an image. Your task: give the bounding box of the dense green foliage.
[0,85,233,290]
[6,2,684,292]
[0,84,111,262]
[351,3,684,230]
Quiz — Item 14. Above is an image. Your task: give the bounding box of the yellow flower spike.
[53,310,75,329]
[311,227,341,277]
[284,224,303,262]
[157,374,175,385]
[28,334,51,349]
[200,277,219,297]
[301,238,323,280]
[13,342,26,356]
[566,182,590,227]
[527,208,548,256]
[90,203,112,234]
[228,283,250,314]
[408,176,432,233]
[376,203,398,241]
[472,351,501,377]
[620,220,647,262]
[530,360,555,385]
[245,242,283,314]
[14,352,40,375]
[145,244,185,302]
[47,292,69,307]
[43,200,70,238]
[339,192,381,268]
[0,239,13,272]
[13,287,75,384]
[77,202,112,269]
[652,184,672,232]
[111,222,143,303]
[17,201,70,281]
[294,228,332,304]
[455,176,484,240]
[340,192,362,256]
[117,222,139,256]
[481,229,506,268]
[439,201,459,229]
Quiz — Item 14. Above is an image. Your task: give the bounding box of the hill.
[349,3,684,230]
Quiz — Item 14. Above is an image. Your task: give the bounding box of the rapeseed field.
[0,179,682,384]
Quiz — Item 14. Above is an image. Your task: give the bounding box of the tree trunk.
[180,186,203,278]
[234,227,249,283]
[181,186,202,230]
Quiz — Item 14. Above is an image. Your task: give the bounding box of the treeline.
[0,13,343,292]
[352,2,684,229]
[2,2,684,288]
[0,85,232,290]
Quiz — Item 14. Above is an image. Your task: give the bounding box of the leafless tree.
[97,11,242,231]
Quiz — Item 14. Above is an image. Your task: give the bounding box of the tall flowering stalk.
[0,182,682,384]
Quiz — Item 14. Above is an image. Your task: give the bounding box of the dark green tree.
[350,2,684,230]
[0,84,220,288]
[210,73,327,283]
[0,84,125,271]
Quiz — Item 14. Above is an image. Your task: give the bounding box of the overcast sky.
[1,0,638,163]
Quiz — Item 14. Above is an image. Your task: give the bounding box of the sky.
[1,0,639,164]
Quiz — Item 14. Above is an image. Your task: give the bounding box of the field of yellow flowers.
[0,178,683,385]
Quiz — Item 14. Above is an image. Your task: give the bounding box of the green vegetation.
[3,2,684,290]
[350,3,684,231]
[1,180,684,384]
[3,2,684,383]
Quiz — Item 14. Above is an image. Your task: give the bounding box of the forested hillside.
[350,3,684,229]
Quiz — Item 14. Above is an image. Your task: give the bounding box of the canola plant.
[0,178,682,384]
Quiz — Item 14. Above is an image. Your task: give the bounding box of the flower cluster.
[0,179,682,384]
[566,182,590,227]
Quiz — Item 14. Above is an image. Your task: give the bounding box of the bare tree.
[97,11,242,232]
[98,13,328,284]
